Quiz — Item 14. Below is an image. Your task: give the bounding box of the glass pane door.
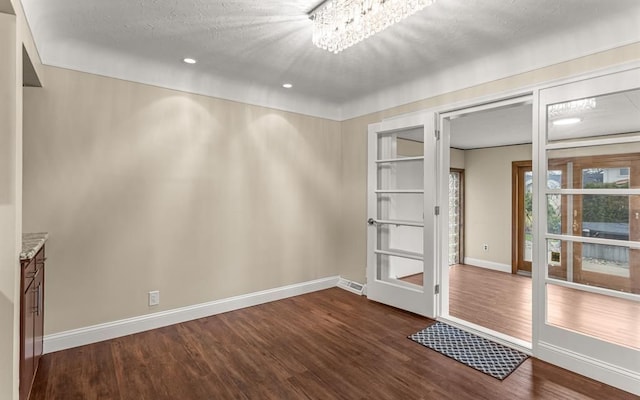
[376,129,424,287]
[537,68,640,396]
[367,112,437,317]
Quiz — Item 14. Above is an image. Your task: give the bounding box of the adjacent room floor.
[406,264,640,349]
[30,287,636,399]
[448,264,532,342]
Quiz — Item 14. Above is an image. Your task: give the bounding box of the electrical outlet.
[148,290,160,306]
[482,244,489,252]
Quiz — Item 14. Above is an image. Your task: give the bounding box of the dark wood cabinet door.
[33,273,44,362]
[20,280,36,400]
[20,245,46,400]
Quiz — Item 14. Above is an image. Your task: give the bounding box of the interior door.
[367,112,437,317]
[537,67,640,395]
[568,155,640,292]
[513,161,533,274]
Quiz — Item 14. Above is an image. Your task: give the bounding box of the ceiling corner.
[0,0,14,15]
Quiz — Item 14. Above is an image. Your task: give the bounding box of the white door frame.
[436,95,535,354]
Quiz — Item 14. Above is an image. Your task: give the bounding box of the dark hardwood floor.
[30,288,636,399]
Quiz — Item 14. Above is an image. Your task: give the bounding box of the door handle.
[367,218,377,226]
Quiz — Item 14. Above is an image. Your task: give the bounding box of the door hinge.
[435,206,440,215]
[435,284,440,295]
[435,129,440,140]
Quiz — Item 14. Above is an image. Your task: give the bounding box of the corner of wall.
[0,10,20,400]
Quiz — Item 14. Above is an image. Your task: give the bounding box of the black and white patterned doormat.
[409,322,529,380]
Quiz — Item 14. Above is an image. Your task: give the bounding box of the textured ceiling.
[20,0,640,119]
[450,103,532,149]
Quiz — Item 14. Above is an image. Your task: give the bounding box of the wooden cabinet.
[20,245,45,400]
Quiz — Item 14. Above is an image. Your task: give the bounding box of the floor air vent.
[337,278,366,295]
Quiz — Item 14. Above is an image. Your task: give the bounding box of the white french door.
[536,67,640,395]
[366,112,437,317]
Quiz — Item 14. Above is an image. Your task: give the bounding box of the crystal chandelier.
[309,0,436,54]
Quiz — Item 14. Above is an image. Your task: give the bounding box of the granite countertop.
[20,232,49,261]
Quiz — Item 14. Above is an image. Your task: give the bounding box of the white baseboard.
[537,341,640,396]
[44,275,340,354]
[463,257,512,273]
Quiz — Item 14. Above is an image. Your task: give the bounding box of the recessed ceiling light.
[183,58,197,64]
[552,117,582,126]
[282,83,293,89]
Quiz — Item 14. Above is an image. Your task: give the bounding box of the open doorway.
[440,97,534,346]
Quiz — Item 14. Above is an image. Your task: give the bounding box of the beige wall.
[451,148,465,169]
[339,43,640,283]
[23,66,343,334]
[397,138,422,156]
[19,40,640,339]
[0,12,18,400]
[464,145,532,266]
